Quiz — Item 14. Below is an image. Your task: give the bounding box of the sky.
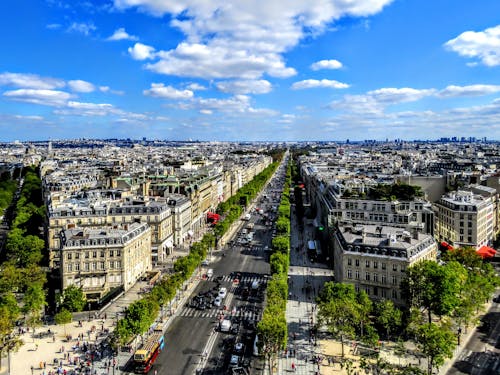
[0,0,500,142]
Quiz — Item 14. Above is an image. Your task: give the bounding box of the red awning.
[440,241,454,250]
[477,245,497,259]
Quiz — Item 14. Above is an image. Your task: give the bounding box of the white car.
[218,287,227,299]
[214,296,222,307]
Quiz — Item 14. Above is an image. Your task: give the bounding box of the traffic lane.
[156,316,214,375]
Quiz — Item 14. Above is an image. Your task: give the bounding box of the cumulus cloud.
[216,79,272,94]
[445,25,500,67]
[186,83,207,91]
[311,59,343,70]
[438,84,500,98]
[67,22,96,36]
[115,0,393,79]
[128,43,156,60]
[107,27,138,41]
[3,89,73,107]
[143,83,194,99]
[0,72,65,90]
[292,79,349,90]
[68,79,95,93]
[54,101,116,116]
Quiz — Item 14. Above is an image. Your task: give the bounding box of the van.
[220,319,232,332]
[206,269,213,278]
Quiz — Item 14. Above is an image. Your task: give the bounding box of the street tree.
[54,308,72,336]
[416,323,455,375]
[257,312,287,375]
[61,285,87,312]
[271,235,289,253]
[374,299,402,339]
[22,283,46,339]
[401,260,466,323]
[317,283,361,356]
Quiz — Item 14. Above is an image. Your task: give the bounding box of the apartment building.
[333,224,437,305]
[47,197,173,267]
[166,194,192,246]
[59,222,152,301]
[434,190,495,249]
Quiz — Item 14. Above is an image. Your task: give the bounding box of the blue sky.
[0,0,500,141]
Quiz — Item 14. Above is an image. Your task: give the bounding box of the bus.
[133,333,164,373]
[307,240,321,261]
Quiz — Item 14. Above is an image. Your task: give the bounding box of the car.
[214,296,222,307]
[263,246,269,251]
[494,295,500,303]
[229,354,242,368]
[219,287,227,299]
[233,342,245,355]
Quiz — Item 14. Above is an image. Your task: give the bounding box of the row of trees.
[214,160,281,238]
[0,167,47,362]
[112,156,283,347]
[0,172,17,218]
[258,159,292,374]
[317,247,499,374]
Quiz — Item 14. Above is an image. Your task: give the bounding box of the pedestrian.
[291,362,296,372]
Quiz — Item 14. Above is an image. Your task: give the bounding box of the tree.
[401,260,466,323]
[54,308,72,336]
[257,312,287,374]
[317,283,362,356]
[416,323,455,375]
[271,235,289,253]
[61,285,87,312]
[374,299,402,339]
[22,283,46,339]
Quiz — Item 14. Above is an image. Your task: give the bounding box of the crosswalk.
[178,306,263,321]
[217,275,266,284]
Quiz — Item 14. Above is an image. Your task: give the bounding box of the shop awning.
[477,245,497,259]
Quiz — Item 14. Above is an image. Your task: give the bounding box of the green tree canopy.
[416,323,455,375]
[61,285,87,312]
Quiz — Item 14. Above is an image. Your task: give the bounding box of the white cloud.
[107,27,138,41]
[55,101,116,116]
[437,84,500,98]
[3,89,72,106]
[444,25,500,67]
[68,79,95,93]
[143,83,194,99]
[99,86,110,92]
[292,79,349,90]
[216,79,272,94]
[128,43,156,60]
[311,59,343,70]
[200,109,213,115]
[186,83,207,91]
[115,0,393,79]
[0,72,65,90]
[46,23,61,30]
[67,22,96,36]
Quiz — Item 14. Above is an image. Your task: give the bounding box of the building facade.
[333,224,437,305]
[59,222,152,301]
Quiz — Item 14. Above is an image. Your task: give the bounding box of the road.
[150,159,288,375]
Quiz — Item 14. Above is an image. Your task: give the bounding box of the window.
[347,258,352,266]
[67,253,72,260]
[401,266,406,273]
[392,290,398,299]
[93,251,97,258]
[117,250,121,257]
[84,263,89,271]
[355,259,360,267]
[100,262,105,270]
[365,272,370,281]
[116,261,121,268]
[364,286,370,294]
[355,284,360,292]
[67,263,73,272]
[468,236,472,243]
[91,262,96,271]
[373,273,378,282]
[85,252,90,259]
[381,289,387,298]
[347,269,352,279]
[373,261,378,269]
[392,275,398,285]
[393,264,398,271]
[382,263,386,270]
[366,260,370,268]
[100,251,105,258]
[75,263,80,271]
[382,274,387,284]
[75,252,80,259]
[355,270,360,280]
[110,250,114,257]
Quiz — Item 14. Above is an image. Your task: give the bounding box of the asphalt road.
[152,161,288,375]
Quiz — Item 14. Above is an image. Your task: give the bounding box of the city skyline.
[0,0,499,141]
